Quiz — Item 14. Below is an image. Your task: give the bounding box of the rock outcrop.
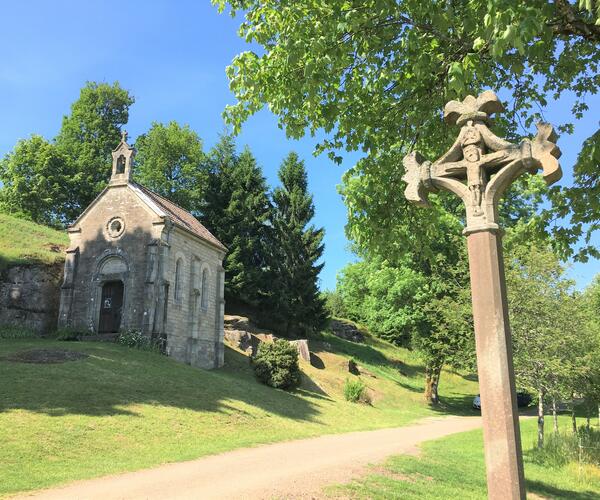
[0,263,63,334]
[330,319,366,343]
[224,314,311,361]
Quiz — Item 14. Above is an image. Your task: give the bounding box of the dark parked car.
[473,392,532,411]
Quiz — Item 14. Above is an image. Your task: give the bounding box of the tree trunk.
[552,397,559,434]
[586,414,591,431]
[537,389,545,449]
[571,396,577,435]
[424,362,442,405]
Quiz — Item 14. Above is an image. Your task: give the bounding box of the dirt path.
[18,415,482,500]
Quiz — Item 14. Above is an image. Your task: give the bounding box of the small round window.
[107,217,125,238]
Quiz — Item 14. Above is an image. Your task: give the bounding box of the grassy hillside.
[0,334,478,496]
[0,212,68,271]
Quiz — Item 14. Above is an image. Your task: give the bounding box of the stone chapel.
[58,134,227,369]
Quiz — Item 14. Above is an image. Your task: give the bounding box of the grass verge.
[331,417,600,499]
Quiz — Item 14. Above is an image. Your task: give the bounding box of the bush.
[252,339,301,389]
[54,327,83,341]
[322,289,346,319]
[343,378,368,403]
[529,428,600,467]
[117,329,158,351]
[0,325,37,339]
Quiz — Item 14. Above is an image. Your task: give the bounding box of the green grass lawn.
[0,212,68,271]
[332,417,600,499]
[0,336,478,496]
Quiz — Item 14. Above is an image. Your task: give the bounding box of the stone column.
[58,246,79,328]
[466,229,525,499]
[402,91,562,500]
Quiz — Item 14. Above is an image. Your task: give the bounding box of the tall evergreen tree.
[270,152,326,335]
[199,134,237,242]
[55,81,134,220]
[134,121,206,212]
[224,147,272,306]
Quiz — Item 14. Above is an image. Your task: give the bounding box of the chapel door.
[99,281,124,333]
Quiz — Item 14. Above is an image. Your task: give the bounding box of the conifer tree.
[223,147,272,306]
[199,134,237,242]
[270,152,326,335]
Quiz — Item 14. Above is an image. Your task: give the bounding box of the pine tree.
[224,147,272,306]
[199,134,237,242]
[270,152,326,335]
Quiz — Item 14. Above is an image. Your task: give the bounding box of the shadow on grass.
[0,340,324,423]
[527,480,599,500]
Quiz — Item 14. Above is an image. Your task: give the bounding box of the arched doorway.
[99,280,124,333]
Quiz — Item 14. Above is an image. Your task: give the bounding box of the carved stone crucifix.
[402,90,561,500]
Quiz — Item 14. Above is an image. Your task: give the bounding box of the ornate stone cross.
[403,90,561,234]
[402,90,562,500]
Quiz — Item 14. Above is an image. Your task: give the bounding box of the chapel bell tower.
[110,131,135,185]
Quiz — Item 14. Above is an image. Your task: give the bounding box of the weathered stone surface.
[400,90,563,500]
[402,90,561,236]
[290,339,310,362]
[224,329,254,353]
[57,136,227,370]
[0,263,62,334]
[341,358,360,375]
[330,319,365,343]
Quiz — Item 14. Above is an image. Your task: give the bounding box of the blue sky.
[0,0,598,290]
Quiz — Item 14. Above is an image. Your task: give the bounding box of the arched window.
[116,155,126,174]
[201,268,209,310]
[174,258,183,301]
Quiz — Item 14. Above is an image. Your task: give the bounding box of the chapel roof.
[130,182,227,252]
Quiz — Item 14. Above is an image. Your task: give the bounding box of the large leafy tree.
[270,152,327,336]
[507,244,594,447]
[1,82,134,225]
[214,0,599,260]
[0,136,71,227]
[55,81,134,220]
[134,121,207,211]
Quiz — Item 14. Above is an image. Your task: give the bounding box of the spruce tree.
[270,152,326,335]
[223,147,272,306]
[199,134,237,243]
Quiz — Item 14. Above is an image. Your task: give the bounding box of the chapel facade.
[58,134,226,369]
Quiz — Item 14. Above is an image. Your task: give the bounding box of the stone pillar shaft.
[466,229,525,500]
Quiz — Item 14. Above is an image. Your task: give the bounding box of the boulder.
[330,319,365,343]
[224,329,254,353]
[290,339,311,362]
[341,358,360,375]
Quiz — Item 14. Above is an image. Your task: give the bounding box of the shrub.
[252,339,301,389]
[343,378,368,403]
[528,428,600,467]
[54,327,83,341]
[0,325,38,339]
[117,329,158,352]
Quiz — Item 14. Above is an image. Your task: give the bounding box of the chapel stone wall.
[164,226,225,369]
[59,185,160,333]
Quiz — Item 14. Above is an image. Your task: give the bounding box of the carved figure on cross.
[402,90,561,234]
